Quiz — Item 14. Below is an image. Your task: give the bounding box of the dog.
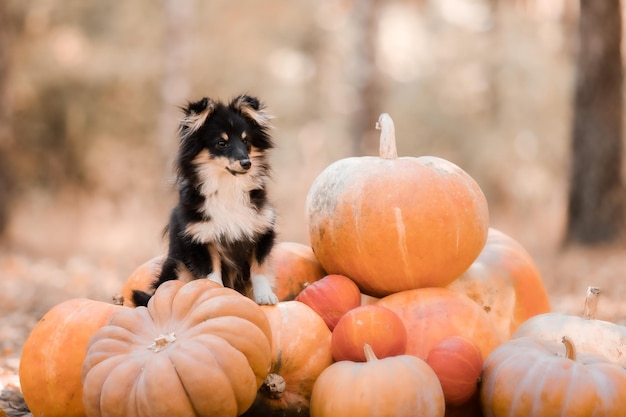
[132,94,279,306]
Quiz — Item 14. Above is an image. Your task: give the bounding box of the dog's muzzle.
[227,159,252,175]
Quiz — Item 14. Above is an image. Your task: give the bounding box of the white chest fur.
[185,155,274,243]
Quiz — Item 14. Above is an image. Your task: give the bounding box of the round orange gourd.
[331,305,407,362]
[448,227,550,338]
[117,255,164,306]
[295,274,361,331]
[425,336,483,406]
[271,242,326,301]
[242,301,333,417]
[19,299,122,417]
[481,336,626,416]
[82,279,272,417]
[306,114,489,297]
[310,344,444,417]
[378,287,504,360]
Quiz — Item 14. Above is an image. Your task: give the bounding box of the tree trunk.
[565,0,625,245]
[0,1,14,237]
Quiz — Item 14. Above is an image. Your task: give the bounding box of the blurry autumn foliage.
[1,1,586,254]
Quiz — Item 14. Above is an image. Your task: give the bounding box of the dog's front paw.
[252,274,278,305]
[254,290,278,305]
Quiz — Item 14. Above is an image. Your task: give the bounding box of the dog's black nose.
[240,159,252,170]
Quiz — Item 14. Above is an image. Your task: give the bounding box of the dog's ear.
[179,97,216,139]
[231,95,273,128]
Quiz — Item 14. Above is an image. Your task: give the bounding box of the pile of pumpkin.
[18,114,626,417]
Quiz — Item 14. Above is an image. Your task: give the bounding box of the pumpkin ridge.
[168,338,245,415]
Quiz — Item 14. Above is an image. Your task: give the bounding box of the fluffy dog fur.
[132,94,278,306]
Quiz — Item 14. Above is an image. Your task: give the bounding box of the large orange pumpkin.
[271,242,326,301]
[306,114,489,297]
[242,301,333,417]
[82,279,272,417]
[19,298,122,417]
[448,227,550,338]
[377,287,503,360]
[310,344,444,417]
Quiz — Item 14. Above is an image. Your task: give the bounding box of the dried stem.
[561,336,577,361]
[148,332,177,353]
[261,373,286,399]
[363,343,378,362]
[582,286,600,319]
[376,113,398,160]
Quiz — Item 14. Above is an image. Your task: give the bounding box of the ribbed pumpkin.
[19,298,122,417]
[378,287,503,360]
[310,344,444,417]
[306,114,489,297]
[331,304,407,362]
[271,242,326,301]
[448,227,550,338]
[116,255,164,306]
[242,301,333,417]
[481,336,626,417]
[82,279,272,417]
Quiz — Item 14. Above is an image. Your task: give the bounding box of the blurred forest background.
[2,0,626,365]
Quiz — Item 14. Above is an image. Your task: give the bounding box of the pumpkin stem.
[148,332,176,353]
[261,373,286,399]
[112,293,124,306]
[363,343,378,362]
[562,336,576,361]
[376,113,398,160]
[582,286,600,320]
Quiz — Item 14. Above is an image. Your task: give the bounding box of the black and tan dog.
[132,95,278,306]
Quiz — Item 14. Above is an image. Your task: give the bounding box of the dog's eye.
[216,140,228,149]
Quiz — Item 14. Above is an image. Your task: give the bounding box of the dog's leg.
[249,229,277,304]
[205,245,224,286]
[251,273,278,305]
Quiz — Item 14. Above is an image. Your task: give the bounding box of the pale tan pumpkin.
[82,279,272,417]
[310,345,444,417]
[513,286,626,366]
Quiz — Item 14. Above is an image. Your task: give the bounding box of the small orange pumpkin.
[378,287,503,361]
[82,279,272,417]
[19,298,122,417]
[425,336,483,406]
[306,114,489,297]
[295,274,361,331]
[331,304,407,362]
[448,227,550,338]
[242,301,333,417]
[117,255,165,306]
[271,241,326,301]
[310,344,444,417]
